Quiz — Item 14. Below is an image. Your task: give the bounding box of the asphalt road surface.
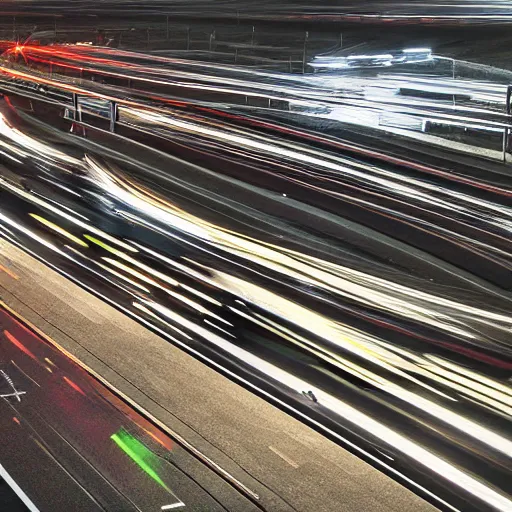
[0,238,437,512]
[0,478,29,512]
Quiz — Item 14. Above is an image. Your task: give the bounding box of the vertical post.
[72,93,81,122]
[110,101,118,133]
[502,128,507,163]
[166,16,169,40]
[302,31,309,74]
[452,59,456,108]
[186,26,190,50]
[251,26,255,46]
[504,85,512,163]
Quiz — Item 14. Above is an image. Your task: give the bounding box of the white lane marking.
[11,360,41,388]
[161,503,186,510]
[269,446,299,469]
[0,462,40,512]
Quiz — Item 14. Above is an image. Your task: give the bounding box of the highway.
[0,239,436,512]
[0,3,511,511]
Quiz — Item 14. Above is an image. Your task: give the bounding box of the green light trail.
[111,429,171,493]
